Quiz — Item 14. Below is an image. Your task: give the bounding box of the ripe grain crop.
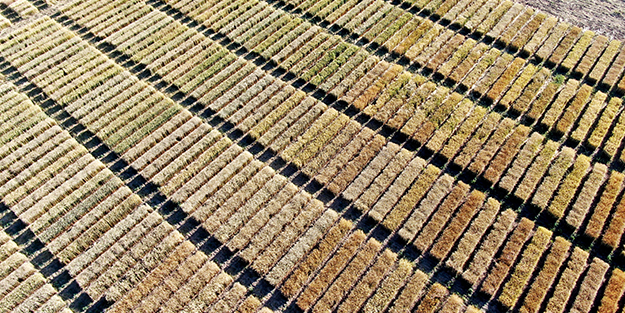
[414,283,449,313]
[498,63,537,109]
[570,91,607,143]
[446,198,499,273]
[399,173,454,242]
[296,230,366,310]
[554,84,593,137]
[547,154,591,220]
[511,12,547,52]
[575,35,609,77]
[584,171,624,240]
[356,149,413,212]
[430,190,486,261]
[280,218,353,297]
[530,147,575,209]
[462,209,517,286]
[265,209,338,285]
[602,45,625,91]
[548,25,583,67]
[520,236,571,313]
[479,218,534,296]
[514,139,558,201]
[545,247,589,313]
[475,0,515,36]
[467,118,515,176]
[240,191,312,264]
[335,247,396,313]
[570,258,609,313]
[455,0,492,29]
[560,30,595,73]
[597,269,625,313]
[565,163,607,229]
[498,227,552,308]
[388,269,429,312]
[251,198,324,275]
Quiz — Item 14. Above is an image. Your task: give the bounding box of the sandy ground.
[515,0,625,40]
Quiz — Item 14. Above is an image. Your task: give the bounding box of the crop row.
[155,0,574,98]
[7,10,625,312]
[42,0,625,300]
[7,0,38,18]
[0,230,72,313]
[147,0,625,164]
[53,0,625,250]
[0,25,281,313]
[56,0,625,179]
[287,0,625,91]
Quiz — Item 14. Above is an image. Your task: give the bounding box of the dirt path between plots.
[516,0,625,40]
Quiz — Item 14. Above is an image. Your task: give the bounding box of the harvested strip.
[520,236,571,313]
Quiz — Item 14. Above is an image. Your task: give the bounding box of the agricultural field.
[0,0,624,312]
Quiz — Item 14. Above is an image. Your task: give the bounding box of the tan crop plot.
[3,0,625,312]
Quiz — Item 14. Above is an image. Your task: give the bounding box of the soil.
[516,0,625,40]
